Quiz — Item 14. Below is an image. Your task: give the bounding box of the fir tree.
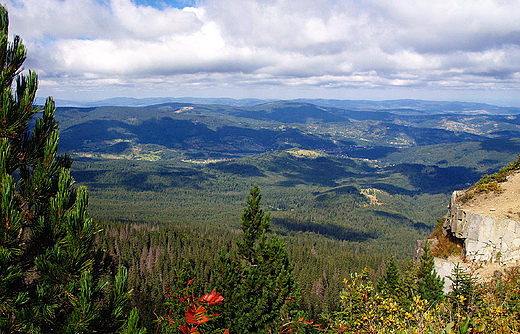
[0,5,140,333]
[449,263,476,310]
[214,185,298,333]
[377,255,401,297]
[417,243,444,304]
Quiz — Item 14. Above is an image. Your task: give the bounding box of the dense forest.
[4,3,520,331]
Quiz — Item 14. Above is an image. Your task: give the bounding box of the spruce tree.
[377,255,401,297]
[449,263,476,309]
[417,243,444,304]
[215,185,298,333]
[0,5,139,333]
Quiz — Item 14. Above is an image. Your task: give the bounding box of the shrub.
[460,154,520,203]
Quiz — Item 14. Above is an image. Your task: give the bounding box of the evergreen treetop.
[377,254,401,295]
[417,243,444,304]
[215,184,298,333]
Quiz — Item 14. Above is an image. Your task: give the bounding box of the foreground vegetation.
[95,185,520,334]
[323,261,520,333]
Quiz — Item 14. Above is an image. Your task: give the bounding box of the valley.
[55,98,520,322]
[58,99,520,239]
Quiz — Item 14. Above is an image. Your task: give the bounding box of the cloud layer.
[5,0,520,103]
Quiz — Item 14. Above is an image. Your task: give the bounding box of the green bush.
[460,154,520,203]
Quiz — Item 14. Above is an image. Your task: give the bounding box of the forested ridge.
[5,2,520,332]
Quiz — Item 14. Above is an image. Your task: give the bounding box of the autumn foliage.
[157,280,228,334]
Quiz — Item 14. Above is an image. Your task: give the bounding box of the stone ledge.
[444,190,520,263]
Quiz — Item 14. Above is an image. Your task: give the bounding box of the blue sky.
[5,0,520,106]
[133,0,197,9]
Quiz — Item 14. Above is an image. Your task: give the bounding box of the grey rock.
[443,191,520,263]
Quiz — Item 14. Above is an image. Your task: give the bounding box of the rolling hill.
[48,98,520,257]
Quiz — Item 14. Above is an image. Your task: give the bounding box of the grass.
[460,154,520,203]
[429,218,463,259]
[429,155,520,258]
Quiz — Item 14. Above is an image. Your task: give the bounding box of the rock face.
[434,258,460,293]
[443,190,520,263]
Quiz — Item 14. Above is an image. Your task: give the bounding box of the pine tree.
[214,185,298,333]
[417,243,444,304]
[449,263,476,309]
[377,255,401,296]
[0,5,139,333]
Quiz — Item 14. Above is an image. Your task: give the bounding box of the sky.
[4,0,520,106]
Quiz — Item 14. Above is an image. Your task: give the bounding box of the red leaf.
[179,324,200,334]
[186,305,210,325]
[179,324,189,334]
[200,289,224,305]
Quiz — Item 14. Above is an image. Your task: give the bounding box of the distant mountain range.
[50,99,520,172]
[36,96,520,115]
[50,95,520,259]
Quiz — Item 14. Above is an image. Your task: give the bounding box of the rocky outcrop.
[443,191,520,263]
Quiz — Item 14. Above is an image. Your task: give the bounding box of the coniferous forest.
[5,4,520,333]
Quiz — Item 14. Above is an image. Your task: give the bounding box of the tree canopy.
[215,184,298,333]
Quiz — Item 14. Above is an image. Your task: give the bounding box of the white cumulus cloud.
[2,0,520,103]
